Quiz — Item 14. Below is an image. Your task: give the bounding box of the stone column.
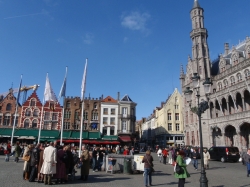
[242,97,246,111]
[226,102,230,115]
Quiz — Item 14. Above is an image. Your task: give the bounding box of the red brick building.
[20,91,63,130]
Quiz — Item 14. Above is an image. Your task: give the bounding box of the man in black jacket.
[92,147,98,172]
[191,149,198,170]
[29,143,40,182]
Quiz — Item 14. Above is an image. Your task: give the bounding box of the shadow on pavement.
[207,167,226,170]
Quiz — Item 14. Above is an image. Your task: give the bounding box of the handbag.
[22,155,30,162]
[145,155,155,173]
[175,163,184,174]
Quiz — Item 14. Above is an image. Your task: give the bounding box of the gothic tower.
[190,0,211,80]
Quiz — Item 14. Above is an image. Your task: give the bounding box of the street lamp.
[184,73,212,187]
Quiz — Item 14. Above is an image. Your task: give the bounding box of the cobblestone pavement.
[0,153,249,187]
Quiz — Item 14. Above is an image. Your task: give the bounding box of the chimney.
[117,92,120,101]
[224,43,229,55]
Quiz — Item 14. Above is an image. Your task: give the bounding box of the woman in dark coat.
[64,146,74,182]
[55,146,66,183]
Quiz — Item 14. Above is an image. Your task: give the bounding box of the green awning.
[40,130,60,138]
[0,128,13,137]
[71,131,88,139]
[61,130,72,139]
[89,132,101,139]
[102,135,118,140]
[15,129,38,137]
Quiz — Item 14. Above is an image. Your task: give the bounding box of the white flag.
[58,67,67,101]
[44,73,58,102]
[81,59,88,100]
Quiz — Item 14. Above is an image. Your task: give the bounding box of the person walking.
[29,143,40,182]
[5,141,11,162]
[92,147,98,172]
[191,149,198,170]
[37,144,45,183]
[98,147,105,171]
[168,147,173,164]
[14,142,22,163]
[142,150,154,187]
[244,148,250,177]
[203,148,210,169]
[157,147,162,163]
[79,145,90,181]
[40,142,57,185]
[162,148,168,164]
[23,144,32,180]
[174,150,190,187]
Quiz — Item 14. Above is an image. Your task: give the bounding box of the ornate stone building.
[180,0,250,151]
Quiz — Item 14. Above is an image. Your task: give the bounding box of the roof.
[211,57,220,76]
[120,94,133,102]
[102,96,117,103]
[193,0,200,8]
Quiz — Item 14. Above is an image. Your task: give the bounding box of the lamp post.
[184,73,212,187]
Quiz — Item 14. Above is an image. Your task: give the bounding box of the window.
[103,127,107,135]
[110,127,115,135]
[25,108,31,116]
[245,69,250,78]
[103,117,108,124]
[33,109,39,117]
[64,111,71,119]
[52,113,58,121]
[110,118,115,125]
[168,123,172,131]
[223,79,228,88]
[83,111,88,120]
[24,119,30,128]
[66,101,71,108]
[43,121,49,130]
[111,108,115,115]
[92,111,98,120]
[175,105,179,109]
[168,113,171,120]
[44,112,50,120]
[49,103,55,110]
[122,121,127,132]
[122,107,127,114]
[11,116,18,126]
[6,103,12,111]
[3,115,10,125]
[176,123,180,131]
[103,108,108,115]
[51,122,57,130]
[94,102,97,109]
[0,116,2,125]
[63,122,70,130]
[218,82,222,90]
[237,73,242,82]
[175,113,179,120]
[30,99,36,106]
[83,123,87,130]
[230,76,235,85]
[74,111,79,120]
[32,119,38,128]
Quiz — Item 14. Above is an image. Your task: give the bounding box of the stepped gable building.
[100,95,119,136]
[20,91,62,130]
[63,96,102,131]
[180,0,250,150]
[0,89,21,127]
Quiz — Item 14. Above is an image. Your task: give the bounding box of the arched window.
[32,119,38,128]
[218,82,223,90]
[237,73,242,82]
[223,79,228,88]
[24,119,30,128]
[30,99,36,106]
[25,108,31,116]
[33,109,39,117]
[230,76,235,85]
[6,103,12,111]
[245,69,250,78]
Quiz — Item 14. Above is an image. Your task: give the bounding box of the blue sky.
[1,0,250,120]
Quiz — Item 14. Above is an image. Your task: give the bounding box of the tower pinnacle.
[193,0,200,8]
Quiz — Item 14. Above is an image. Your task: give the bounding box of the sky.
[1,0,250,120]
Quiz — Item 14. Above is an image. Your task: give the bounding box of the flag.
[16,75,22,105]
[81,59,88,100]
[44,73,58,102]
[58,67,67,101]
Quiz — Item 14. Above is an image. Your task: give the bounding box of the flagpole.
[60,67,67,145]
[79,59,88,158]
[11,75,22,146]
[38,100,44,144]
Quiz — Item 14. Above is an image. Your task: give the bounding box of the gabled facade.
[0,89,21,128]
[100,96,119,135]
[117,95,137,135]
[181,0,250,150]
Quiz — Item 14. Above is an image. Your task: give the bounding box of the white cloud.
[82,33,94,44]
[121,11,151,32]
[123,37,128,43]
